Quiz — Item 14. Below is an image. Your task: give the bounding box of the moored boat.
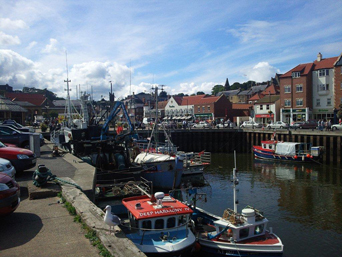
[253,133,323,162]
[189,152,284,256]
[121,192,196,256]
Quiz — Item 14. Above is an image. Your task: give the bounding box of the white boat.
[189,152,284,256]
[120,192,196,256]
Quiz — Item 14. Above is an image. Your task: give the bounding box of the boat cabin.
[212,208,268,242]
[261,140,277,151]
[122,193,193,236]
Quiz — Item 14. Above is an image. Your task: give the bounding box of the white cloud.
[0,31,21,45]
[41,38,61,54]
[243,62,280,82]
[26,41,37,49]
[0,18,28,30]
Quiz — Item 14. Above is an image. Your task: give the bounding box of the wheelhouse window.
[318,69,329,77]
[155,219,164,229]
[142,220,152,229]
[284,99,291,107]
[296,98,303,106]
[167,217,176,228]
[239,228,249,239]
[178,215,187,225]
[284,85,291,93]
[254,224,264,235]
[292,72,300,78]
[296,84,303,92]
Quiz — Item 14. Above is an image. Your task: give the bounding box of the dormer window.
[292,72,300,78]
[318,69,329,77]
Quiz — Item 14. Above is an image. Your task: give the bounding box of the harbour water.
[184,153,342,256]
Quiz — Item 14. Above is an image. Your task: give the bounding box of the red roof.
[122,194,193,220]
[5,92,47,106]
[180,95,220,105]
[249,92,264,101]
[280,63,314,78]
[313,57,338,70]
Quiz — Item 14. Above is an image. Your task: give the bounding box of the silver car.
[331,124,342,131]
[266,121,289,129]
[240,121,262,128]
[0,157,16,178]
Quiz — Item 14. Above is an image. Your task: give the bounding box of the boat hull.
[253,146,317,163]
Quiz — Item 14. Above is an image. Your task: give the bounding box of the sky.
[0,0,341,101]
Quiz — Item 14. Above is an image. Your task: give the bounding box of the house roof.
[0,96,28,112]
[5,92,48,106]
[280,63,314,78]
[255,95,280,104]
[313,56,338,70]
[217,89,240,97]
[180,95,221,105]
[248,92,264,101]
[14,101,36,107]
[53,99,80,107]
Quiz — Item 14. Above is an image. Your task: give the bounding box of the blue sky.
[0,0,341,100]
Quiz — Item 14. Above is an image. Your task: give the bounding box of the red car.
[0,172,20,215]
[0,141,36,174]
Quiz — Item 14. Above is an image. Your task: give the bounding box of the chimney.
[317,52,322,62]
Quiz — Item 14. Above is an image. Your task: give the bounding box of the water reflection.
[190,153,342,257]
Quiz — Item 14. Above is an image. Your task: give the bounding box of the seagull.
[104,205,121,235]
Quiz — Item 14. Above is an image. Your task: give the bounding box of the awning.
[255,114,274,118]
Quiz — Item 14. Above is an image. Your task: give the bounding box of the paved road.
[0,143,101,257]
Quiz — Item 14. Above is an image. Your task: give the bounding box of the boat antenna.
[64,50,72,126]
[233,150,239,213]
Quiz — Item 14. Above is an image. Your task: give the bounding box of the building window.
[316,99,320,106]
[197,106,200,112]
[266,104,270,110]
[340,82,342,90]
[202,106,205,112]
[284,85,291,93]
[318,84,329,91]
[296,84,303,92]
[318,69,329,77]
[260,105,263,110]
[207,106,210,111]
[292,72,300,78]
[296,98,303,106]
[327,98,331,106]
[284,99,291,107]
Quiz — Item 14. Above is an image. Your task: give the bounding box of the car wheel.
[332,127,337,131]
[252,126,255,129]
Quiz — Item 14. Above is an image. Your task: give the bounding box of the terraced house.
[279,52,342,124]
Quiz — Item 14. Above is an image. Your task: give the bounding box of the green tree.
[196,91,205,95]
[211,85,225,95]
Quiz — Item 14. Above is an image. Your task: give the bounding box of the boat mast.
[233,150,239,213]
[64,51,72,126]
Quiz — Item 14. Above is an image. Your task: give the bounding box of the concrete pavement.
[0,141,145,257]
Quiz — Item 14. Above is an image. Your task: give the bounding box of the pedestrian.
[327,119,331,131]
[317,120,321,131]
[320,120,325,131]
[339,118,341,125]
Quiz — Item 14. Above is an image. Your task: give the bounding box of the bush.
[40,123,48,132]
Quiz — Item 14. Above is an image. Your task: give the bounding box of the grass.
[57,193,113,257]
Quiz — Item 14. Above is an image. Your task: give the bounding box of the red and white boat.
[190,152,284,256]
[121,192,196,256]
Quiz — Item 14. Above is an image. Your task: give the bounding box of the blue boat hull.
[253,147,316,162]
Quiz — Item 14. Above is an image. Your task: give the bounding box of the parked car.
[0,126,44,148]
[0,158,16,178]
[0,172,20,216]
[331,124,342,131]
[240,121,262,129]
[266,121,289,129]
[297,120,317,130]
[290,121,305,129]
[2,119,35,132]
[192,121,210,128]
[0,141,36,173]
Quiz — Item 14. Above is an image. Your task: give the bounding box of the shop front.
[312,108,334,123]
[194,113,213,121]
[281,108,310,124]
[255,113,274,125]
